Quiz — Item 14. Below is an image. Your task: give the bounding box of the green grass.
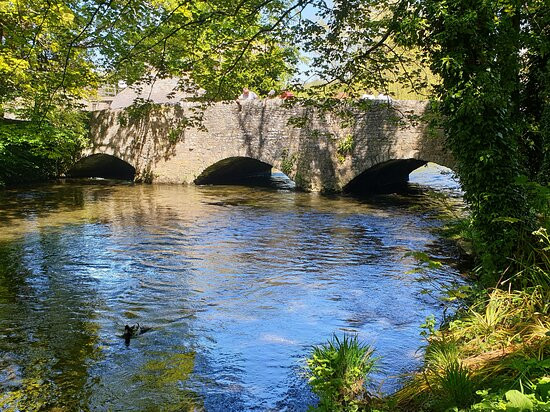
[434,361,477,410]
[306,334,378,411]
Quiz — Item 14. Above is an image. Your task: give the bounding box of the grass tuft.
[306,334,378,411]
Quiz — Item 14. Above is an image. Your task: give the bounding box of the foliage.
[406,252,444,274]
[394,284,550,411]
[124,100,157,122]
[410,0,550,278]
[471,379,550,411]
[101,0,300,99]
[435,361,477,410]
[306,334,378,411]
[420,314,438,339]
[0,113,89,187]
[293,0,549,279]
[1,0,300,120]
[280,149,296,176]
[336,134,355,163]
[295,0,432,99]
[1,0,301,183]
[0,0,98,119]
[507,227,550,289]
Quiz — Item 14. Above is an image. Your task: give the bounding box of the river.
[0,164,464,411]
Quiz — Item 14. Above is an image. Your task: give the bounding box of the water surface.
[0,164,464,411]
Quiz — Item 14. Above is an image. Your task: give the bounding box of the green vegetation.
[395,285,549,411]
[280,149,296,176]
[410,0,550,278]
[1,0,299,185]
[338,2,549,408]
[306,334,378,411]
[0,113,88,187]
[472,381,550,411]
[2,0,550,409]
[308,228,548,412]
[336,134,355,163]
[1,0,298,117]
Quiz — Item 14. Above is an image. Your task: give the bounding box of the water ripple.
[0,168,465,410]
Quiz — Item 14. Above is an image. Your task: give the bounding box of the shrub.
[0,112,88,187]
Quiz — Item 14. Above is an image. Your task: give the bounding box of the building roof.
[110,77,189,109]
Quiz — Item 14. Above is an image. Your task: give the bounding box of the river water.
[0,164,463,411]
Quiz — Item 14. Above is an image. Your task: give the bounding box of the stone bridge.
[69,99,453,192]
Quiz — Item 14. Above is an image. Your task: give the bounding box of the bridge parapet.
[72,99,453,192]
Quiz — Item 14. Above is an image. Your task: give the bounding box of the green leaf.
[535,378,550,402]
[504,390,534,412]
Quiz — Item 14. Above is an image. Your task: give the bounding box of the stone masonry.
[71,99,454,192]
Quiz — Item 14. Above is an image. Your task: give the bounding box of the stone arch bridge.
[69,100,453,192]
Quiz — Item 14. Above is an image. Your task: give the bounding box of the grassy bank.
[388,218,550,411]
[394,286,549,410]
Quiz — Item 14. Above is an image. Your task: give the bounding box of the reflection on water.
[0,164,464,411]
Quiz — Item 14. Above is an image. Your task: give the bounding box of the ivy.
[336,134,355,163]
[414,0,550,279]
[280,149,296,177]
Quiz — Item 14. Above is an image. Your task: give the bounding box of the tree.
[0,0,98,119]
[291,0,549,278]
[0,0,300,117]
[410,0,550,277]
[117,0,301,99]
[0,0,300,185]
[295,0,426,96]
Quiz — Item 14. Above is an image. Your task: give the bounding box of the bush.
[0,112,88,187]
[306,334,378,411]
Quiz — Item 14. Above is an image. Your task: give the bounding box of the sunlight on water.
[409,162,462,194]
[0,169,465,411]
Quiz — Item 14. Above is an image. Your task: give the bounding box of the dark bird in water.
[121,323,151,346]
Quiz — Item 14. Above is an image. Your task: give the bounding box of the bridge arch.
[343,159,432,193]
[67,154,136,180]
[194,156,294,188]
[86,100,452,190]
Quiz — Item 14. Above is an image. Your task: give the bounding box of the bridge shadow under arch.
[67,154,136,180]
[194,157,294,189]
[344,159,430,194]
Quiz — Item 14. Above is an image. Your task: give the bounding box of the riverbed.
[0,164,463,411]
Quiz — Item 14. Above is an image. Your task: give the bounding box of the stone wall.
[77,99,453,192]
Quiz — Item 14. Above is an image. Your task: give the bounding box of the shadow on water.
[0,163,466,411]
[0,235,204,411]
[66,154,136,180]
[197,170,296,192]
[0,238,100,409]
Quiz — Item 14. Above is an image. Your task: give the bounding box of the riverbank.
[392,278,549,411]
[302,189,549,411]
[387,195,550,411]
[384,219,549,411]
